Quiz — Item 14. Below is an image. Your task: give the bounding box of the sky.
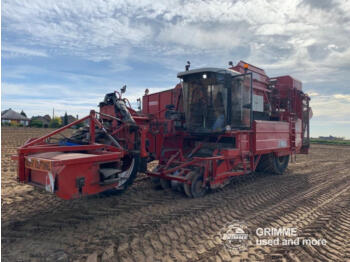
[1,0,350,138]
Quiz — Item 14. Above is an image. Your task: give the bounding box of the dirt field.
[2,127,350,262]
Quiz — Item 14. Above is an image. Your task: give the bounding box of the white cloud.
[2,46,48,57]
[2,0,350,137]
[3,0,350,75]
[311,94,350,120]
[333,94,350,102]
[308,92,319,96]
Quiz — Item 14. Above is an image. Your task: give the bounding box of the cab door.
[228,73,253,129]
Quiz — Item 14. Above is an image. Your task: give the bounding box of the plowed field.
[2,127,350,262]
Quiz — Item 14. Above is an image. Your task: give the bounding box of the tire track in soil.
[0,154,343,226]
[115,166,350,262]
[2,162,349,261]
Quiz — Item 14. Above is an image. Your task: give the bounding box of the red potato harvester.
[12,61,312,199]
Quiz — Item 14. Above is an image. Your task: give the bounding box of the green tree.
[49,117,62,128]
[63,112,68,126]
[30,119,43,128]
[20,110,27,118]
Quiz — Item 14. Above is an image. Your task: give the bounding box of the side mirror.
[137,98,141,110]
[121,85,126,94]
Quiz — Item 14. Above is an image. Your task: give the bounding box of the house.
[318,135,344,141]
[60,114,77,125]
[1,109,30,126]
[31,115,51,127]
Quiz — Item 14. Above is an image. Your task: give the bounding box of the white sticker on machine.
[45,172,55,193]
[253,94,264,112]
[149,101,158,106]
[279,140,287,148]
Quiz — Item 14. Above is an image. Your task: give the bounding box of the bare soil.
[2,127,350,262]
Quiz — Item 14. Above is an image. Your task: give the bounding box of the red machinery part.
[13,60,311,199]
[13,111,133,200]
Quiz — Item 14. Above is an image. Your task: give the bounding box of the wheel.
[151,177,162,189]
[255,154,289,175]
[190,173,208,198]
[183,172,195,198]
[171,180,184,192]
[273,155,289,175]
[150,167,162,190]
[160,178,171,189]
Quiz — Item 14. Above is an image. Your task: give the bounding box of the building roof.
[31,115,51,124]
[1,109,30,120]
[177,67,240,78]
[61,115,77,124]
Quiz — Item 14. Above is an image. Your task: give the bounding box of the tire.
[183,172,195,198]
[274,155,289,175]
[190,173,208,198]
[171,180,184,192]
[150,166,162,190]
[160,178,171,189]
[255,154,289,175]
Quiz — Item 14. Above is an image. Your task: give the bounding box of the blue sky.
[2,0,350,138]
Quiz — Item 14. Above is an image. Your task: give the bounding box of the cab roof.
[177,67,240,78]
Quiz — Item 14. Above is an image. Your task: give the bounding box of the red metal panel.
[30,170,48,186]
[254,120,290,152]
[159,91,173,119]
[275,75,302,91]
[142,89,175,118]
[23,151,125,200]
[274,76,302,100]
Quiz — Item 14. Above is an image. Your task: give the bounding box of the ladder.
[290,113,296,161]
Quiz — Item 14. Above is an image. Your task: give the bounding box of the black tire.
[274,155,289,174]
[151,177,162,190]
[255,154,289,175]
[160,178,171,189]
[171,180,184,192]
[190,173,208,198]
[183,172,195,198]
[150,166,162,190]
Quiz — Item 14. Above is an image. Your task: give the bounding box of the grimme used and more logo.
[220,221,250,251]
[219,222,327,252]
